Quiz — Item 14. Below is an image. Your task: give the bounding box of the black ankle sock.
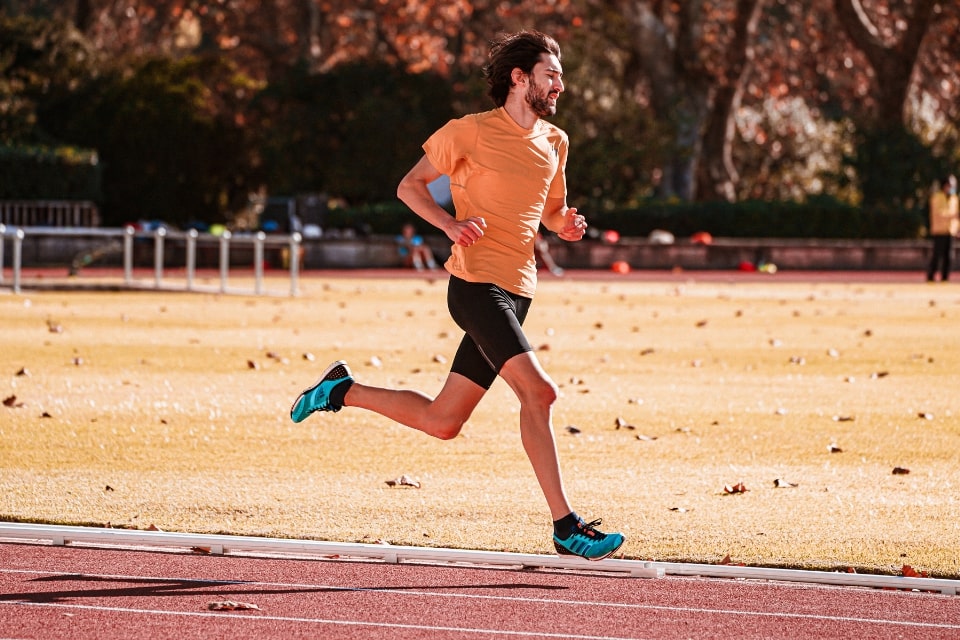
[553,512,581,540]
[328,379,354,409]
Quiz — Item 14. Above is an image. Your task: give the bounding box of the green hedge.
[0,145,102,201]
[328,198,927,240]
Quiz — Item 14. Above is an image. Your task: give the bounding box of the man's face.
[524,53,564,117]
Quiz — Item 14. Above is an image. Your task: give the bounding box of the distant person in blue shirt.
[396,223,438,270]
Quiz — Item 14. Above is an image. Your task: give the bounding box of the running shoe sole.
[553,532,625,561]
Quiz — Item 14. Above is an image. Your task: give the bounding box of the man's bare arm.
[397,155,486,247]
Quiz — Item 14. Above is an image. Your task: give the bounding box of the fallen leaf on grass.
[832,415,854,422]
[892,467,910,475]
[636,434,658,441]
[15,367,29,377]
[902,565,929,578]
[719,554,745,566]
[773,478,798,488]
[669,507,690,513]
[724,482,748,494]
[828,443,843,453]
[2,395,24,408]
[565,425,581,435]
[246,360,260,370]
[918,412,933,420]
[385,474,421,489]
[208,601,260,611]
[614,416,635,430]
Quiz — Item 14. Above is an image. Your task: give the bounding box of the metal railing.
[0,200,100,227]
[0,224,302,296]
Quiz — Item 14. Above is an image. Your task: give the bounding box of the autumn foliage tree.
[3,0,958,228]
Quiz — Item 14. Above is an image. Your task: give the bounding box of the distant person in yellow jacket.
[927,175,959,282]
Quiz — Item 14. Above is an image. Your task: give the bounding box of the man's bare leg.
[342,371,486,441]
[497,351,572,520]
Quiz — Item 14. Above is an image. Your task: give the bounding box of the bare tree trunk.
[695,0,765,202]
[620,0,713,200]
[832,0,938,124]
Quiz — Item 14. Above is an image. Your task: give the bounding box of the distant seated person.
[396,223,438,271]
[535,231,564,276]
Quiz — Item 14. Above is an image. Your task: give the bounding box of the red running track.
[2,542,959,640]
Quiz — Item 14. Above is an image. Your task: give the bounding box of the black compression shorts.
[446,275,533,389]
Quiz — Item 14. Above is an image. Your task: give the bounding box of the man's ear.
[510,67,526,86]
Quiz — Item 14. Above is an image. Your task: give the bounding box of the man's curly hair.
[483,30,561,108]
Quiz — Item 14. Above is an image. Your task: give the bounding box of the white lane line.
[1,601,645,640]
[2,568,957,632]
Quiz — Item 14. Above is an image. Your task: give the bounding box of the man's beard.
[526,85,556,117]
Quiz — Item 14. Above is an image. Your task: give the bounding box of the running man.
[291,30,624,561]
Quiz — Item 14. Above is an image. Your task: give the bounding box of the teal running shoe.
[553,518,624,561]
[290,360,353,423]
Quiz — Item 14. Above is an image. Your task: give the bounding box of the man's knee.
[421,398,476,440]
[514,375,558,410]
[426,413,469,440]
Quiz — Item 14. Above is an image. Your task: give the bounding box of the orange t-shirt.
[423,108,568,297]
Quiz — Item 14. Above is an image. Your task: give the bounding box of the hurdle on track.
[0,224,301,297]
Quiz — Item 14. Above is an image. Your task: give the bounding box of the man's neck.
[502,98,539,130]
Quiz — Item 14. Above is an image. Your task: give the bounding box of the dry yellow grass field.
[2,273,959,578]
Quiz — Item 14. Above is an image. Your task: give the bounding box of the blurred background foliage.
[0,0,957,236]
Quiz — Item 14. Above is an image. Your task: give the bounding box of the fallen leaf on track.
[208,601,260,611]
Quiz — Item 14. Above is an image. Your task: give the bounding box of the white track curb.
[1,523,956,594]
